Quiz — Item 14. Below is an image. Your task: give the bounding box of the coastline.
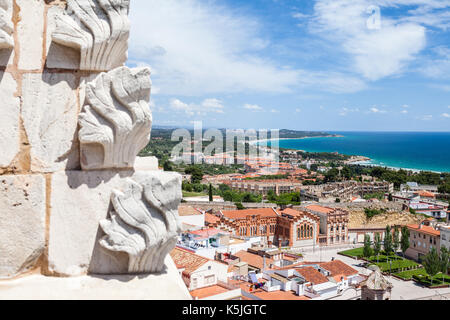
[250,134,344,145]
[253,136,447,174]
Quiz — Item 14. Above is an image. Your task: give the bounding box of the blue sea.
[262,132,450,173]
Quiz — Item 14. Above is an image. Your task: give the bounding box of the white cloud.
[129,0,301,95]
[339,107,360,116]
[418,115,433,121]
[442,113,450,118]
[401,110,408,114]
[270,109,280,113]
[170,98,225,116]
[402,104,410,108]
[244,104,264,111]
[295,108,302,113]
[370,107,387,114]
[420,46,450,79]
[311,0,427,81]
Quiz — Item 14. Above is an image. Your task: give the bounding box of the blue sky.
[128,0,450,131]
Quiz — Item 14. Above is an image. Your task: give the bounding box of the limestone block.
[0,0,13,49]
[134,156,159,171]
[0,0,13,66]
[45,5,81,70]
[99,174,182,274]
[0,71,20,169]
[16,0,45,70]
[0,256,192,300]
[21,72,80,172]
[78,67,152,170]
[51,0,130,71]
[0,174,46,279]
[48,170,182,277]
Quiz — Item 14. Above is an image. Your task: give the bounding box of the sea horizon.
[258,131,450,174]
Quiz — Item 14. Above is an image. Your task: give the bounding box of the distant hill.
[151,127,334,140]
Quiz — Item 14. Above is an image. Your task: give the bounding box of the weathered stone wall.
[0,0,179,281]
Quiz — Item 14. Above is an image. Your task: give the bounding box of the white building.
[440,225,450,251]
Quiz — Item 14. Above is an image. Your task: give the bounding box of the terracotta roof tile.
[295,267,329,285]
[407,224,440,236]
[221,208,278,220]
[170,247,210,276]
[190,285,230,299]
[233,251,274,270]
[205,212,221,225]
[318,260,358,277]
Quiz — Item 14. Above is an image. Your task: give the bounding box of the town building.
[400,182,438,193]
[302,181,394,203]
[274,208,320,248]
[348,227,386,244]
[305,205,350,246]
[405,220,441,261]
[440,225,450,251]
[170,247,229,291]
[236,259,362,300]
[228,180,303,196]
[178,205,205,228]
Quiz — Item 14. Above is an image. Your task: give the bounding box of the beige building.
[405,220,441,262]
[305,205,350,246]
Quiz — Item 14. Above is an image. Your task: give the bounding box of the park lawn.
[182,191,208,198]
[374,258,419,273]
[339,247,364,258]
[394,268,428,280]
[413,272,450,287]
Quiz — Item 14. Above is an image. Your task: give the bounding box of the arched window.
[297,228,301,240]
[301,225,304,238]
[308,226,312,238]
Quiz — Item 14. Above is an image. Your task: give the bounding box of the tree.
[440,247,449,283]
[363,235,373,258]
[423,247,440,286]
[400,226,410,258]
[383,225,393,255]
[163,160,173,172]
[208,184,213,202]
[185,165,204,184]
[393,228,400,253]
[235,202,245,210]
[373,233,382,262]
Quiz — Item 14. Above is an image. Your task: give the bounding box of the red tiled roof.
[233,251,274,270]
[318,260,358,277]
[205,212,221,225]
[230,280,310,300]
[221,208,278,220]
[407,224,440,236]
[178,206,203,216]
[190,285,230,299]
[170,247,210,276]
[296,267,329,285]
[306,205,334,215]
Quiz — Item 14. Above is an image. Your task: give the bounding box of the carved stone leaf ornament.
[0,0,13,49]
[99,175,183,274]
[78,66,152,170]
[52,0,130,71]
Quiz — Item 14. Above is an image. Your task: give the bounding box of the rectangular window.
[205,275,215,285]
